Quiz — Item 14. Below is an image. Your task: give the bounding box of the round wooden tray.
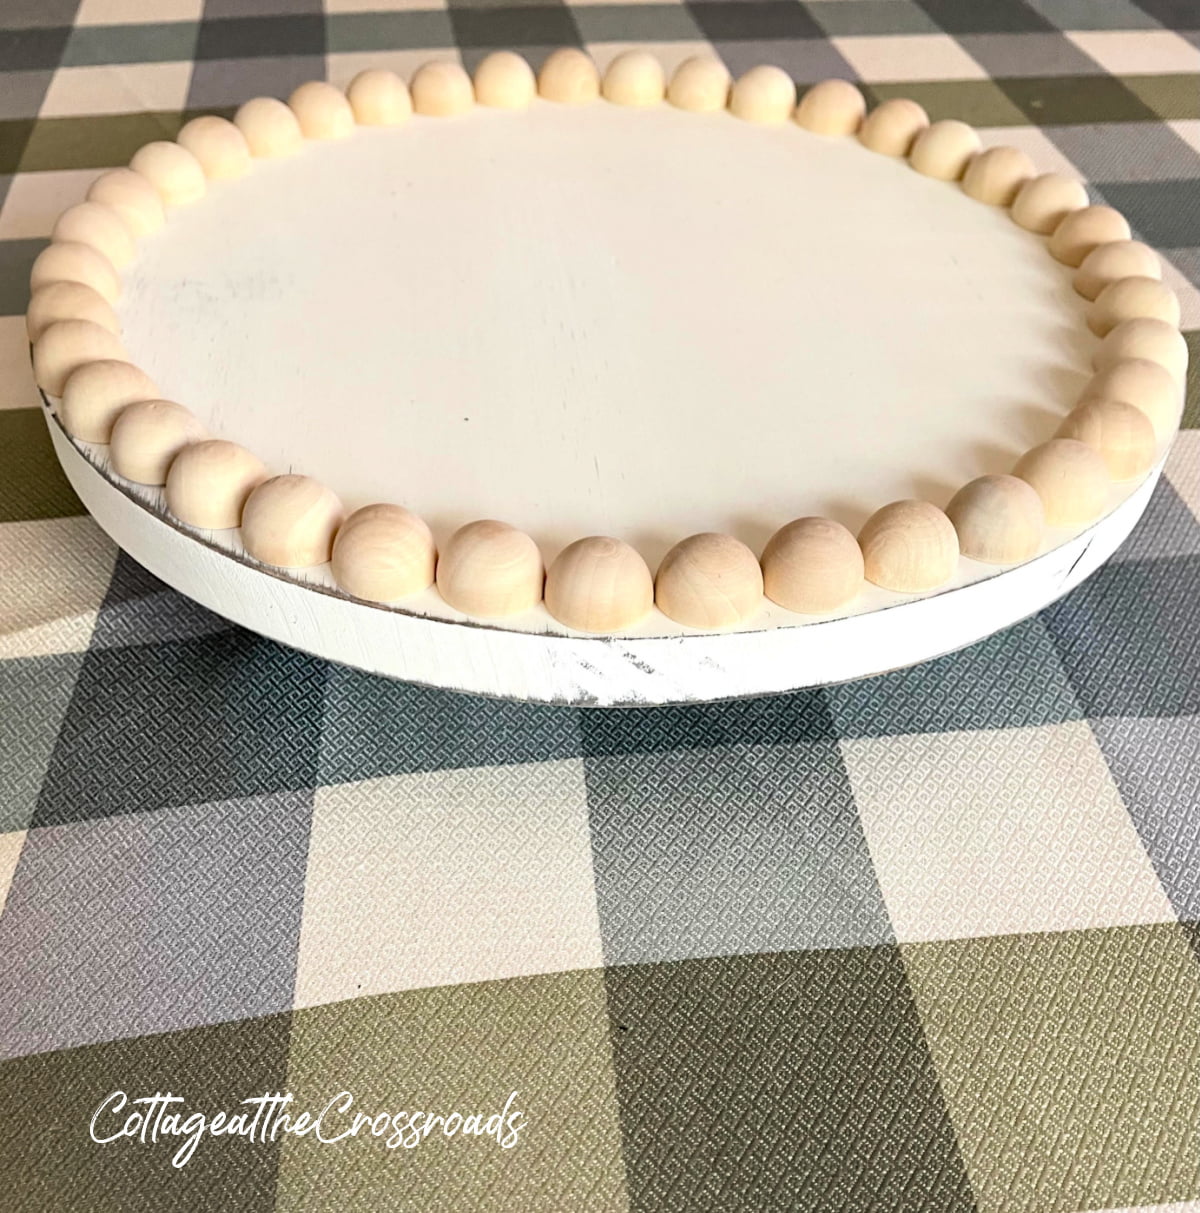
[48,407,1161,705]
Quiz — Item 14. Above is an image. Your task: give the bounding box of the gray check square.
[1092,714,1200,922]
[0,790,312,1059]
[804,0,940,38]
[35,631,328,826]
[586,740,892,964]
[1043,555,1200,718]
[1048,121,1200,181]
[957,31,1105,76]
[1023,0,1164,30]
[1097,179,1200,248]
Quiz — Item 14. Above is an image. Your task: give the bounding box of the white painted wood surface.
[49,413,1161,706]
[116,100,1098,573]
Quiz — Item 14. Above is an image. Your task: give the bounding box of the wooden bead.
[289,81,354,139]
[795,79,865,136]
[241,474,344,567]
[1011,173,1088,235]
[234,96,303,158]
[728,65,795,124]
[26,281,119,343]
[1080,358,1182,439]
[1088,276,1180,338]
[858,500,958,593]
[961,145,1034,206]
[1073,240,1161,301]
[1057,399,1156,481]
[109,399,205,485]
[410,61,474,117]
[537,48,600,105]
[945,475,1044,565]
[473,51,536,109]
[667,56,730,113]
[30,241,121,305]
[436,520,543,617]
[130,140,207,207]
[909,119,980,181]
[601,51,665,108]
[654,533,763,628]
[331,504,437,602]
[177,115,251,180]
[1094,318,1188,385]
[346,70,411,125]
[86,169,165,237]
[33,318,126,396]
[165,439,267,529]
[51,202,135,269]
[60,359,158,443]
[1048,205,1130,268]
[1013,439,1109,527]
[544,536,654,632]
[761,517,864,613]
[858,98,928,157]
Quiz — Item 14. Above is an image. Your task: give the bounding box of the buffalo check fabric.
[2,2,1200,1211]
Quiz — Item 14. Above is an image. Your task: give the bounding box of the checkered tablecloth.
[2,1,1200,1210]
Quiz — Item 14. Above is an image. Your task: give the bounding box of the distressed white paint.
[49,413,1161,706]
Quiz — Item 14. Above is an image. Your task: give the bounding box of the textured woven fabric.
[2,2,1199,1210]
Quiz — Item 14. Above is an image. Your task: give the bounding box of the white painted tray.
[41,101,1169,704]
[47,407,1160,705]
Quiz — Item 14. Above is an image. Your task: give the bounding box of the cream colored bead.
[909,120,980,181]
[346,69,412,125]
[1073,240,1161,301]
[289,81,354,139]
[728,65,795,124]
[436,520,543,617]
[234,97,303,158]
[1094,318,1188,385]
[961,145,1034,206]
[109,399,205,485]
[1013,439,1109,527]
[667,56,730,113]
[410,61,474,117]
[51,202,136,269]
[331,504,437,602]
[241,474,344,567]
[795,79,865,136]
[165,440,268,529]
[33,318,126,396]
[946,475,1044,565]
[473,51,536,109]
[1057,399,1156,481]
[26,281,119,343]
[1048,205,1130,268]
[86,169,165,237]
[130,140,207,207]
[760,517,864,613]
[30,241,121,305]
[537,48,600,105]
[858,98,928,157]
[858,500,958,593]
[544,536,654,632]
[654,533,763,628]
[176,115,251,180]
[60,359,158,443]
[601,50,664,108]
[1080,358,1182,440]
[1010,173,1088,235]
[1088,276,1180,338]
